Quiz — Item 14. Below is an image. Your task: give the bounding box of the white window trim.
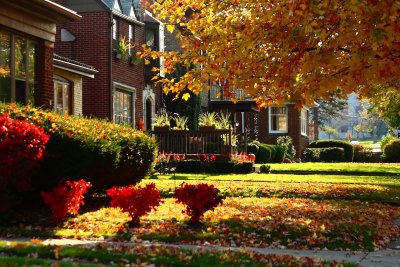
[143,85,155,130]
[53,76,70,115]
[300,108,308,136]
[113,82,136,127]
[268,106,288,134]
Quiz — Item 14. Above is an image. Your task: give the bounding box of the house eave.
[54,57,98,79]
[112,10,144,26]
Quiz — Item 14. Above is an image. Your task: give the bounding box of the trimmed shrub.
[175,183,224,224]
[308,140,354,162]
[246,143,259,156]
[41,179,92,223]
[382,140,400,163]
[303,147,345,162]
[0,103,157,190]
[233,162,254,174]
[353,144,381,163]
[175,159,202,173]
[272,145,285,163]
[107,183,162,225]
[259,164,271,173]
[250,141,283,163]
[211,161,235,173]
[380,135,398,151]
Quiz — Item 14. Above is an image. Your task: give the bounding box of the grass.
[150,172,400,186]
[264,162,400,175]
[0,241,359,267]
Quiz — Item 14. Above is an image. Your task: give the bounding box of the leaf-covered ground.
[140,179,400,201]
[55,197,400,251]
[0,241,359,267]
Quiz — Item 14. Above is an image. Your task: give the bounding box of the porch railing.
[152,129,232,158]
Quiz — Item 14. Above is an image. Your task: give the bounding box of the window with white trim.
[128,24,135,55]
[301,108,307,136]
[54,77,71,115]
[112,18,118,49]
[113,83,136,126]
[269,106,288,133]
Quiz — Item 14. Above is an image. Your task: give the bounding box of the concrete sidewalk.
[2,238,400,267]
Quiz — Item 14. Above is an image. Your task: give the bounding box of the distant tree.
[316,98,348,128]
[321,126,338,139]
[368,83,400,129]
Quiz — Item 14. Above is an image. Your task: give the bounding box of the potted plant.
[129,43,142,65]
[153,113,171,132]
[217,112,231,130]
[198,112,219,131]
[172,116,188,131]
[115,36,130,60]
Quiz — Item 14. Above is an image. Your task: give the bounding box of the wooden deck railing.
[151,129,233,158]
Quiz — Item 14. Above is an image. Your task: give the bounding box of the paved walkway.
[2,237,400,267]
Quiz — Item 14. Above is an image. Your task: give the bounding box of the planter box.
[153,126,170,132]
[199,126,216,132]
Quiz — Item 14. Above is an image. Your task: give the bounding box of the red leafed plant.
[106,183,162,225]
[175,183,225,224]
[0,114,49,191]
[41,179,92,223]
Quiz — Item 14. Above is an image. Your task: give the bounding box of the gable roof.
[99,0,144,25]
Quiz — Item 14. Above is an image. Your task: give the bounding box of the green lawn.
[150,172,400,186]
[265,162,400,175]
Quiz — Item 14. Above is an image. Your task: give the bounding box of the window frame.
[268,106,288,134]
[300,108,308,136]
[0,29,37,105]
[112,18,119,49]
[53,76,72,115]
[113,82,136,127]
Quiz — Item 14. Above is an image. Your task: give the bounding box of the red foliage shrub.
[106,183,163,225]
[175,183,225,224]
[0,114,49,191]
[41,179,92,223]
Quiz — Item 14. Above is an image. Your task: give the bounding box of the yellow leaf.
[167,24,175,33]
[144,59,150,65]
[182,93,191,101]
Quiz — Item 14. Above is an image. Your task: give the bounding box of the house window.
[128,24,135,55]
[114,83,135,126]
[145,29,157,50]
[301,108,307,136]
[112,18,119,48]
[269,106,288,133]
[0,29,36,104]
[54,77,71,115]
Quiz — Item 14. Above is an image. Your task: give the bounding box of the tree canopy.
[144,0,400,107]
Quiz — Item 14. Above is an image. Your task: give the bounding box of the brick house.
[208,86,315,156]
[0,0,83,110]
[53,0,163,129]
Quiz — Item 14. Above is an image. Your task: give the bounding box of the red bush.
[175,183,225,224]
[0,114,49,191]
[41,179,92,223]
[106,183,162,225]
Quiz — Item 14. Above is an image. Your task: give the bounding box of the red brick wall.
[54,8,149,124]
[257,104,309,158]
[112,19,145,121]
[36,41,54,110]
[55,11,111,119]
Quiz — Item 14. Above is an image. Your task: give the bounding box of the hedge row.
[174,160,253,174]
[308,140,354,162]
[0,103,157,191]
[247,141,285,163]
[382,139,400,163]
[303,147,345,162]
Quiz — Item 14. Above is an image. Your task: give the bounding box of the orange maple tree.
[143,0,400,107]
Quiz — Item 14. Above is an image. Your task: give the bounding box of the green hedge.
[303,147,345,162]
[308,140,354,162]
[250,141,284,163]
[382,139,400,163]
[0,103,157,190]
[175,160,253,174]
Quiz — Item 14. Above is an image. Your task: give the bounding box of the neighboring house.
[208,84,313,156]
[0,0,82,110]
[53,54,97,116]
[53,0,163,129]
